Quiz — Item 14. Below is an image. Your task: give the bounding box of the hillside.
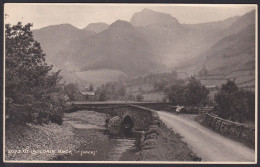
[31,9,256,87]
[181,23,255,87]
[57,20,164,75]
[130,8,181,27]
[33,24,96,70]
[129,9,251,69]
[130,8,189,67]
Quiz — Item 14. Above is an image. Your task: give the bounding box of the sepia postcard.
[3,3,258,164]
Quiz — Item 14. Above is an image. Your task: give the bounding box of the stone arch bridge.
[68,102,171,131]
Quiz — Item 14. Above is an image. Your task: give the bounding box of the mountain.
[178,17,255,87]
[195,24,254,73]
[174,10,255,72]
[182,16,240,54]
[178,10,256,72]
[33,24,96,69]
[130,8,181,27]
[56,20,164,76]
[83,22,109,33]
[129,9,250,69]
[32,9,256,86]
[130,9,190,67]
[183,16,239,31]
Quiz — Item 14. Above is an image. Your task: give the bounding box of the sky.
[4,3,256,30]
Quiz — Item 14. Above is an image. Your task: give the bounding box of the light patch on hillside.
[75,69,127,85]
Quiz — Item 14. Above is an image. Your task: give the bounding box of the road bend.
[157,111,255,162]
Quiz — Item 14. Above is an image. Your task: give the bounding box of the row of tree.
[214,80,255,123]
[165,77,254,123]
[165,77,209,106]
[95,82,126,101]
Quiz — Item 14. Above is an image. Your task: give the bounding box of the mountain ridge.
[83,22,109,33]
[32,9,256,86]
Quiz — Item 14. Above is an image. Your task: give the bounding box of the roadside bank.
[5,107,201,161]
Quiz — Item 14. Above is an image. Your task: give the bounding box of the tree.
[214,80,255,123]
[63,83,79,101]
[136,94,144,102]
[99,90,107,101]
[184,76,209,106]
[167,84,186,105]
[154,80,168,91]
[5,22,64,124]
[89,83,94,91]
[117,85,126,97]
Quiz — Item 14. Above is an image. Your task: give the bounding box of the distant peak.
[56,23,77,28]
[138,8,171,17]
[83,22,109,33]
[85,22,109,27]
[37,23,79,31]
[110,20,133,28]
[130,8,180,27]
[141,8,154,12]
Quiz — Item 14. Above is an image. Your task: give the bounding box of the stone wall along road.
[157,111,255,162]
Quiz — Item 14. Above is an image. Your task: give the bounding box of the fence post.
[218,120,222,132]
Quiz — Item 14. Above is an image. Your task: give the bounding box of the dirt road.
[157,111,255,162]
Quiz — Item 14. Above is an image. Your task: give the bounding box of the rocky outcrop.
[107,116,121,128]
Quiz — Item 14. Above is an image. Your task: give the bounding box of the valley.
[31,8,256,100]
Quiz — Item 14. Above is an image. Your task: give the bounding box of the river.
[55,111,141,161]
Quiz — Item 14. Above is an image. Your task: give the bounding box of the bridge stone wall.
[67,103,152,131]
[107,105,152,131]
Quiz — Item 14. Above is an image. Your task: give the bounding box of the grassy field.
[75,69,126,86]
[142,93,165,102]
[126,83,154,94]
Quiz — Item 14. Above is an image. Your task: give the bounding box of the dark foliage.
[166,77,209,106]
[5,22,65,125]
[214,80,255,123]
[184,76,209,106]
[95,81,126,101]
[136,94,144,102]
[63,83,79,101]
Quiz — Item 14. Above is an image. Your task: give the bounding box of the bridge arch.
[121,115,134,131]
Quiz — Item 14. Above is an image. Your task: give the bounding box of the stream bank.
[5,109,200,161]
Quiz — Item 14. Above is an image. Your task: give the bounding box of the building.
[76,91,95,101]
[198,65,208,77]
